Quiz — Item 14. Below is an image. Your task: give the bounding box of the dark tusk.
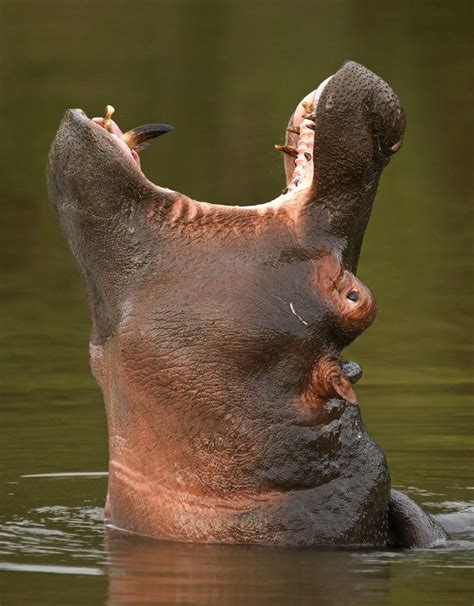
[121,124,174,152]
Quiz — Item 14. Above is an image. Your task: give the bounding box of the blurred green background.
[0,1,472,605]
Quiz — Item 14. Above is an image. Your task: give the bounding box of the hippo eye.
[346,290,360,303]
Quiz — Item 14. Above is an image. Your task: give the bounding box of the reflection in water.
[105,529,390,606]
[104,508,474,606]
[106,511,474,606]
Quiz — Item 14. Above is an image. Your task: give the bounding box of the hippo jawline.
[45,62,446,549]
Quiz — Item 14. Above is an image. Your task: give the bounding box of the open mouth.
[90,75,334,204]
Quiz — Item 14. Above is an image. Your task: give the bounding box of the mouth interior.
[282,75,332,197]
[90,74,333,202]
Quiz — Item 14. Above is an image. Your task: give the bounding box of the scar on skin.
[289,301,309,326]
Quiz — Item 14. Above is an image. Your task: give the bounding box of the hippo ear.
[331,373,358,405]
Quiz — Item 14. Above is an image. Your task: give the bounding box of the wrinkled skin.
[48,61,446,547]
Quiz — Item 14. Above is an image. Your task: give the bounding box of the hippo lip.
[91,108,174,172]
[60,109,164,182]
[89,111,149,170]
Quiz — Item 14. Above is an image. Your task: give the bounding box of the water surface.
[1,1,472,604]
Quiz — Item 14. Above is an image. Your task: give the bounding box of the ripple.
[1,473,473,581]
[0,506,105,562]
[21,472,108,479]
[0,562,103,576]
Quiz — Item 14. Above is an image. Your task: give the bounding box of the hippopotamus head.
[48,61,412,546]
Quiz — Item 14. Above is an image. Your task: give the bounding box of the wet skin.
[47,61,446,547]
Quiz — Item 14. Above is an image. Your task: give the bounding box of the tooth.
[121,124,174,152]
[274,144,298,158]
[103,105,115,132]
[286,126,300,135]
[307,122,315,130]
[302,101,314,113]
[302,112,316,121]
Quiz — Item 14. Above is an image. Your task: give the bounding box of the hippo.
[47,61,446,547]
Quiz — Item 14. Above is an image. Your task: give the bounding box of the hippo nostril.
[347,290,360,302]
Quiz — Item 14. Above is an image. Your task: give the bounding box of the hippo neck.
[94,333,391,545]
[104,405,391,546]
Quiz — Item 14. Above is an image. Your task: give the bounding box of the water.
[1,0,473,604]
